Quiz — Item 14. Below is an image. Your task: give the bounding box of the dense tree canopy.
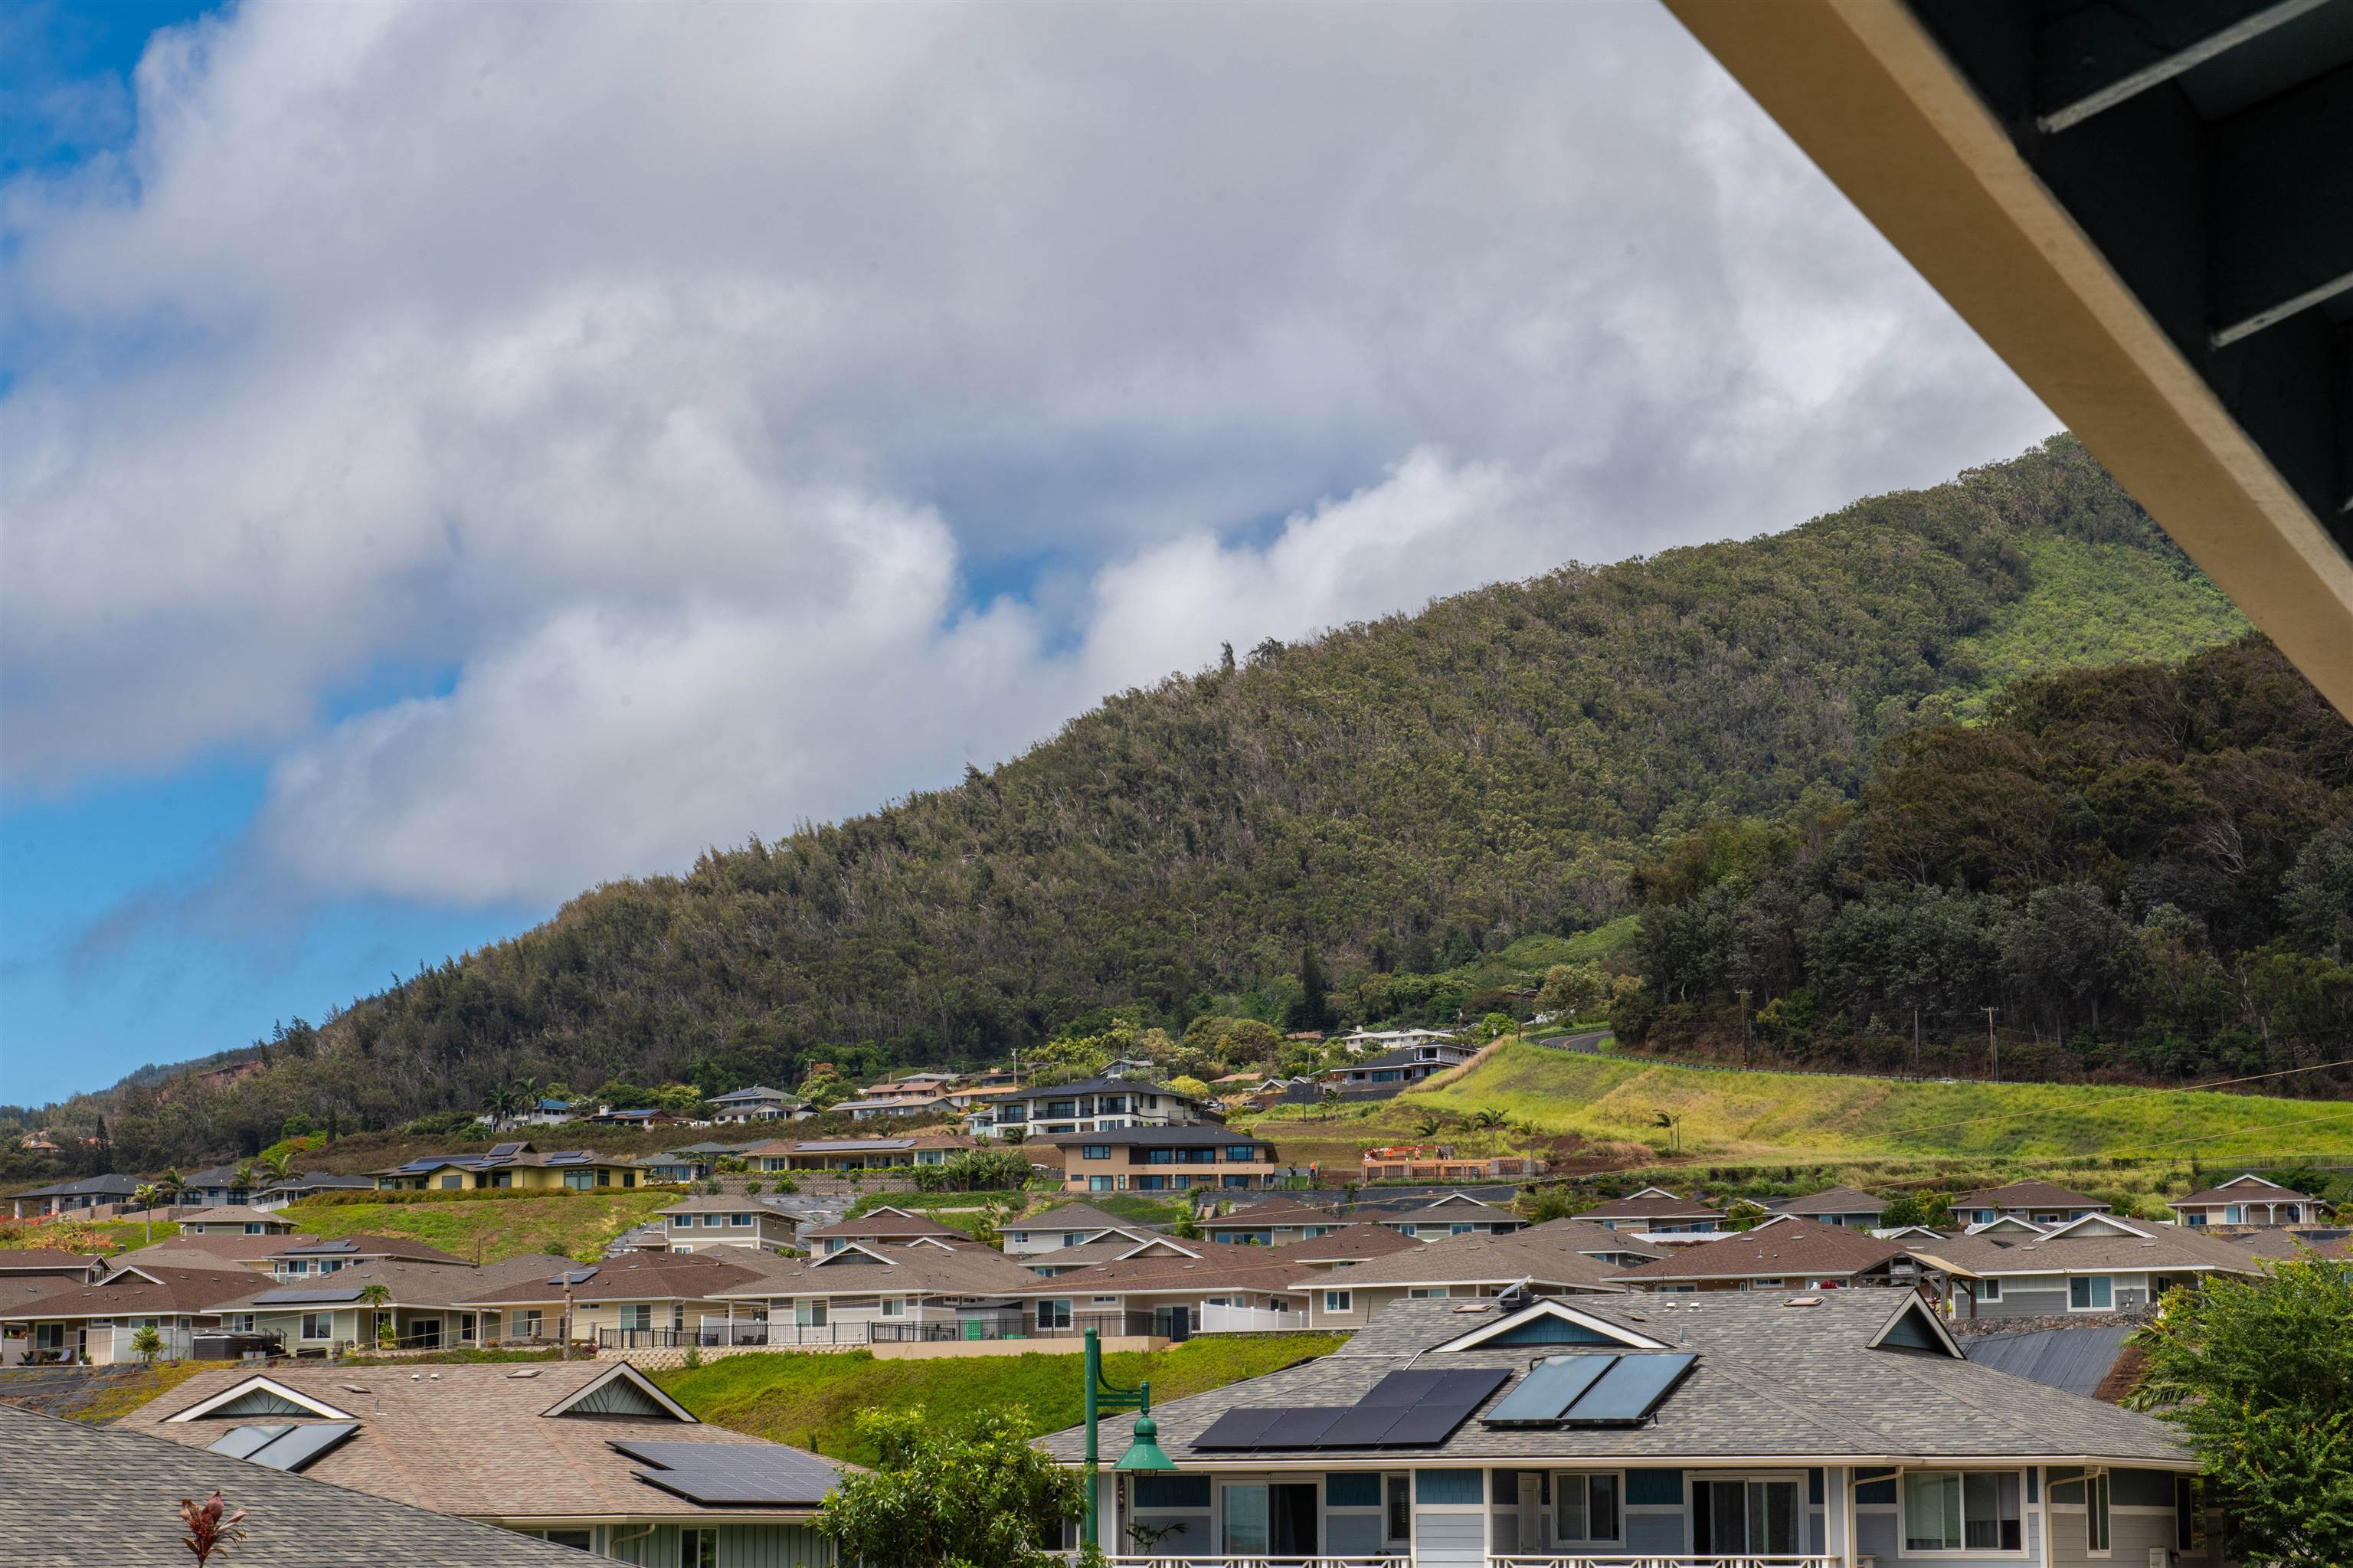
[6,437,2278,1167]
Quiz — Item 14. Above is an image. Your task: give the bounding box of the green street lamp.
[1080,1327,1173,1548]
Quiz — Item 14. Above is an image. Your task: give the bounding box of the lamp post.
[1082,1327,1173,1550]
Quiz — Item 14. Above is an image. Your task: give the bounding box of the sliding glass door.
[1694,1476,1801,1556]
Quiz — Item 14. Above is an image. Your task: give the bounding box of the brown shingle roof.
[712,1242,1038,1299]
[271,1234,468,1265]
[115,1362,851,1523]
[1276,1219,1629,1291]
[1004,1238,1315,1298]
[223,1254,580,1311]
[1910,1227,2270,1277]
[1605,1218,1907,1282]
[457,1250,781,1307]
[1267,1223,1425,1263]
[0,1249,101,1273]
[2171,1177,2321,1206]
[120,1232,319,1264]
[1767,1187,1889,1216]
[1577,1190,1727,1221]
[2,1265,264,1320]
[803,1212,963,1239]
[1949,1180,2106,1210]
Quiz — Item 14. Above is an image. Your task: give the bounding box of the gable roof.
[1605,1219,1910,1283]
[1042,1125,1261,1149]
[2,1264,265,1319]
[1035,1290,2194,1468]
[456,1250,787,1306]
[1005,1237,1315,1298]
[0,1402,587,1566]
[223,1255,580,1312]
[1910,1226,2273,1278]
[270,1235,469,1265]
[803,1212,963,1239]
[1015,1203,1156,1236]
[1271,1223,1426,1265]
[1280,1219,1628,1292]
[116,1363,851,1524]
[1766,1187,1889,1216]
[2173,1174,2322,1206]
[0,1249,103,1274]
[1198,1200,1334,1229]
[1949,1180,2106,1210]
[709,1241,1036,1299]
[1577,1190,1727,1221]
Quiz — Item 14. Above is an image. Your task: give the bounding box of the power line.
[1845,1056,2353,1146]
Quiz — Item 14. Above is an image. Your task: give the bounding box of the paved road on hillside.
[1533,1029,1613,1053]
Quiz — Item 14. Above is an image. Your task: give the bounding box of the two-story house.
[741,1133,978,1173]
[705,1085,804,1122]
[656,1194,804,1253]
[980,1077,1219,1140]
[1319,1039,1479,1089]
[1049,1127,1281,1194]
[1576,1187,1726,1233]
[1762,1186,1889,1229]
[1003,1202,1160,1255]
[8,1174,144,1220]
[1374,1193,1527,1239]
[1910,1214,2268,1318]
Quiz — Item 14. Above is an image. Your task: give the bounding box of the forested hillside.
[1620,637,2353,1085]
[17,437,2272,1167]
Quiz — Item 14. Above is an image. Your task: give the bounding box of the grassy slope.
[1952,535,2248,716]
[1245,1042,2353,1168]
[655,1335,1344,1464]
[273,1191,676,1263]
[70,1362,213,1422]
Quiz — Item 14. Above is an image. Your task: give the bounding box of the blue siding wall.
[1625,1469,1684,1506]
[1415,1471,1482,1505]
[1487,1318,1622,1345]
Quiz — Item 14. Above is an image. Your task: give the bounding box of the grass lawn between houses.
[655,1334,1345,1465]
[270,1190,679,1263]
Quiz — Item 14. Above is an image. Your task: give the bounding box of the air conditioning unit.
[2147,1549,2176,1568]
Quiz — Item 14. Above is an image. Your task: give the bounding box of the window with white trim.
[1979,1278,2002,1301]
[1324,1290,1352,1313]
[1553,1471,1622,1545]
[2070,1275,2114,1311]
[880,1297,905,1317]
[1903,1471,2023,1553]
[681,1525,718,1568]
[2086,1471,2110,1556]
[299,1313,333,1340]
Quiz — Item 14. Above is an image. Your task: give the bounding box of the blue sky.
[0,2,2054,1110]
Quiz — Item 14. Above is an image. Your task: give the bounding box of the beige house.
[175,1206,303,1236]
[656,1194,803,1254]
[1282,1219,1635,1331]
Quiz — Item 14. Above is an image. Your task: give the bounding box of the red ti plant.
[179,1491,248,1566]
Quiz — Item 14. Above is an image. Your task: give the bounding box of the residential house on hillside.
[1196,1200,1350,1247]
[637,1142,750,1183]
[371,1143,646,1192]
[1288,1220,1631,1332]
[8,1173,143,1220]
[1602,1217,1938,1295]
[3,1402,593,1567]
[2168,1173,2330,1227]
[2225,1226,2351,1260]
[1003,1237,1319,1340]
[801,1208,964,1252]
[1268,1223,1427,1270]
[836,1092,957,1121]
[117,1232,315,1276]
[706,1239,1042,1347]
[741,1132,977,1172]
[1038,1290,2222,1567]
[118,1361,851,1560]
[656,1193,804,1254]
[1910,1214,2269,1318]
[1950,1180,2109,1227]
[1050,1126,1282,1193]
[268,1235,470,1279]
[218,1253,577,1354]
[1762,1186,1889,1229]
[253,1170,375,1206]
[176,1206,301,1236]
[978,1076,1219,1139]
[1320,1038,1478,1090]
[458,1250,803,1349]
[1333,1027,1459,1053]
[0,1263,265,1363]
[0,1250,106,1288]
[175,1165,260,1209]
[1576,1187,1726,1233]
[1374,1193,1527,1239]
[508,1097,582,1127]
[1003,1202,1158,1255]
[705,1085,803,1122]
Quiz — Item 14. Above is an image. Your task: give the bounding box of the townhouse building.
[655,1193,805,1253]
[371,1142,648,1192]
[980,1077,1220,1140]
[1049,1126,1282,1194]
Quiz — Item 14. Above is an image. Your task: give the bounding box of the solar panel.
[1255,1407,1348,1448]
[1189,1407,1288,1449]
[244,1421,361,1471]
[252,1288,365,1305]
[1356,1368,1449,1406]
[1484,1355,1619,1426]
[548,1266,599,1285]
[614,1442,843,1506]
[1559,1351,1696,1425]
[1301,1405,1415,1449]
[548,1151,591,1164]
[1365,1368,1509,1445]
[486,1141,526,1157]
[206,1424,294,1460]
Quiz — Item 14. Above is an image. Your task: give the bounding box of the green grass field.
[273,1190,676,1263]
[654,1334,1343,1464]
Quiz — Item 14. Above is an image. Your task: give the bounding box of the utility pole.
[561,1278,574,1362]
[1982,1007,1999,1083]
[1911,1009,1921,1074]
[1736,989,1752,1066]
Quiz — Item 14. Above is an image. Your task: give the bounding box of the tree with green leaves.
[132,1182,162,1243]
[129,1323,165,1364]
[813,1406,1088,1568]
[2125,1255,2353,1567]
[358,1283,396,1350]
[1288,944,1334,1033]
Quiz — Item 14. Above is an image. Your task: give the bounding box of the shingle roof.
[1766,1187,1889,1216]
[0,1402,588,1566]
[456,1251,785,1307]
[1041,1125,1263,1147]
[1004,1077,1203,1102]
[1910,1227,2270,1277]
[1276,1219,1628,1291]
[1949,1180,2106,1210]
[1019,1203,1156,1235]
[1003,1238,1315,1298]
[803,1212,964,1239]
[1271,1224,1426,1264]
[0,1249,102,1272]
[272,1235,467,1265]
[1,1265,275,1320]
[221,1255,580,1311]
[711,1242,1038,1299]
[1200,1200,1350,1230]
[176,1206,298,1226]
[116,1363,852,1523]
[1605,1218,1907,1282]
[1577,1190,1727,1221]
[2172,1176,2321,1206]
[2223,1226,2351,1260]
[8,1174,143,1199]
[1035,1291,2194,1468]
[119,1232,312,1265]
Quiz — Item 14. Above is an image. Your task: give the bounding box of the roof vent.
[507,1369,543,1379]
[1782,1296,1823,1308]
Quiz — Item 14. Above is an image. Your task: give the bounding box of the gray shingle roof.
[1036,1291,2194,1468]
[1278,1219,1628,1291]
[1767,1187,1889,1216]
[1910,1227,2270,1277]
[1949,1180,2106,1210]
[0,1402,587,1566]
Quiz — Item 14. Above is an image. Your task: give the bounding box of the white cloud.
[2,2,2057,906]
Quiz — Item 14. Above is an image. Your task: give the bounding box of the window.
[794,1300,828,1328]
[678,1530,717,1568]
[705,1214,725,1227]
[541,1529,594,1550]
[2070,1275,2114,1311]
[1408,1286,1449,1298]
[1089,1177,1116,1192]
[1449,1223,1474,1236]
[1980,1278,2002,1302]
[2086,1471,2110,1556]
[1903,1471,2022,1553]
[671,1216,693,1232]
[1323,1291,1353,1313]
[459,1313,477,1342]
[1038,1299,1072,1330]
[623,1304,653,1332]
[1226,1145,1258,1161]
[881,1297,905,1318]
[243,1222,263,1234]
[1082,1145,1111,1160]
[1385,1475,1411,1545]
[300,1313,333,1340]
[521,1309,543,1338]
[440,1174,463,1190]
[563,1170,597,1190]
[1554,1472,1622,1545]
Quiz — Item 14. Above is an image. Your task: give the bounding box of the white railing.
[1491,1557,1841,1568]
[1197,1303,1308,1334]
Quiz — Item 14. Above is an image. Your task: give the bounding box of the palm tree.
[483,1084,518,1130]
[1468,1108,1507,1131]
[1412,1114,1448,1140]
[232,1160,263,1202]
[1652,1110,1682,1157]
[155,1167,189,1213]
[260,1147,299,1183]
[358,1283,394,1351]
[133,1183,162,1243]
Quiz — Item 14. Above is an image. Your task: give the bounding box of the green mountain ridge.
[13,437,2263,1166]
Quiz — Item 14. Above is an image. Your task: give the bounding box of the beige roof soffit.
[1661,0,2353,718]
